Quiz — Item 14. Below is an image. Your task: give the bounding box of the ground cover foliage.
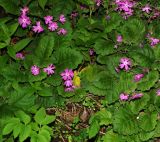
[0,0,160,141]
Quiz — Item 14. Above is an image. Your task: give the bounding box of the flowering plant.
[0,0,160,141]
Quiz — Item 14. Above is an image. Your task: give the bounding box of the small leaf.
[88,120,100,139]
[3,123,15,135]
[13,123,23,139]
[42,115,56,125]
[34,107,46,125]
[19,124,32,142]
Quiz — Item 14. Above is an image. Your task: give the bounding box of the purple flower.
[131,93,143,100]
[64,80,73,87]
[57,28,67,35]
[89,48,95,56]
[71,12,78,18]
[156,89,160,96]
[134,74,144,82]
[61,69,74,80]
[149,37,159,46]
[142,5,152,14]
[20,6,29,15]
[95,0,102,6]
[44,15,53,25]
[18,15,31,28]
[117,35,123,43]
[59,14,66,24]
[31,65,40,76]
[32,21,44,33]
[16,52,25,59]
[43,64,55,75]
[48,22,58,31]
[65,87,75,92]
[120,93,129,101]
[119,57,131,71]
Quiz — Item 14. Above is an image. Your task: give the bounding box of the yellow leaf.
[73,71,81,87]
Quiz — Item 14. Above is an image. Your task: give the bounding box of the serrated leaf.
[137,71,159,91]
[120,18,146,44]
[38,0,47,10]
[88,120,100,139]
[14,110,31,125]
[53,47,83,72]
[139,112,157,131]
[34,107,46,125]
[37,134,48,142]
[38,87,53,97]
[113,107,139,135]
[39,129,51,141]
[42,115,56,125]
[94,39,114,55]
[19,124,31,142]
[102,130,123,142]
[13,122,23,139]
[3,123,15,135]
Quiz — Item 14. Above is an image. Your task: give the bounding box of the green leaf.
[42,115,56,125]
[102,130,123,142]
[39,129,51,141]
[19,124,31,142]
[3,123,15,135]
[113,107,139,135]
[94,39,114,56]
[34,107,46,125]
[14,110,31,125]
[120,18,146,44]
[139,112,157,131]
[37,134,48,142]
[0,0,19,15]
[38,87,53,97]
[38,0,48,10]
[88,120,100,139]
[129,93,150,114]
[13,123,23,139]
[137,71,159,91]
[53,47,83,72]
[34,35,55,67]
[8,22,19,36]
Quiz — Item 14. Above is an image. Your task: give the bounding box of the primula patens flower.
[142,5,152,14]
[18,15,31,28]
[61,69,74,80]
[119,57,131,71]
[134,74,144,82]
[16,52,25,60]
[120,93,129,101]
[44,15,53,25]
[43,64,55,75]
[31,65,40,76]
[59,14,66,24]
[131,93,143,100]
[32,21,44,33]
[48,22,58,31]
[156,89,160,96]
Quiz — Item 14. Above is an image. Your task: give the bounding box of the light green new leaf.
[34,107,46,125]
[88,120,100,139]
[14,110,31,125]
[19,124,32,142]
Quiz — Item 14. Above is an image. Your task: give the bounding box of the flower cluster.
[115,0,136,19]
[120,92,143,101]
[18,7,31,28]
[31,64,55,76]
[18,7,67,35]
[61,69,75,92]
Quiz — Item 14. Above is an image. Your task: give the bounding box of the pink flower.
[44,15,53,25]
[20,6,29,15]
[16,52,25,59]
[71,12,78,18]
[120,93,129,101]
[48,22,58,31]
[18,15,31,28]
[31,65,40,76]
[119,57,131,71]
[156,89,160,96]
[64,80,73,87]
[65,87,74,92]
[131,93,143,99]
[117,35,123,43]
[61,69,74,80]
[57,28,67,35]
[89,48,95,56]
[95,0,102,6]
[149,37,159,46]
[32,21,44,33]
[59,14,66,24]
[43,64,55,75]
[134,74,144,82]
[142,5,152,14]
